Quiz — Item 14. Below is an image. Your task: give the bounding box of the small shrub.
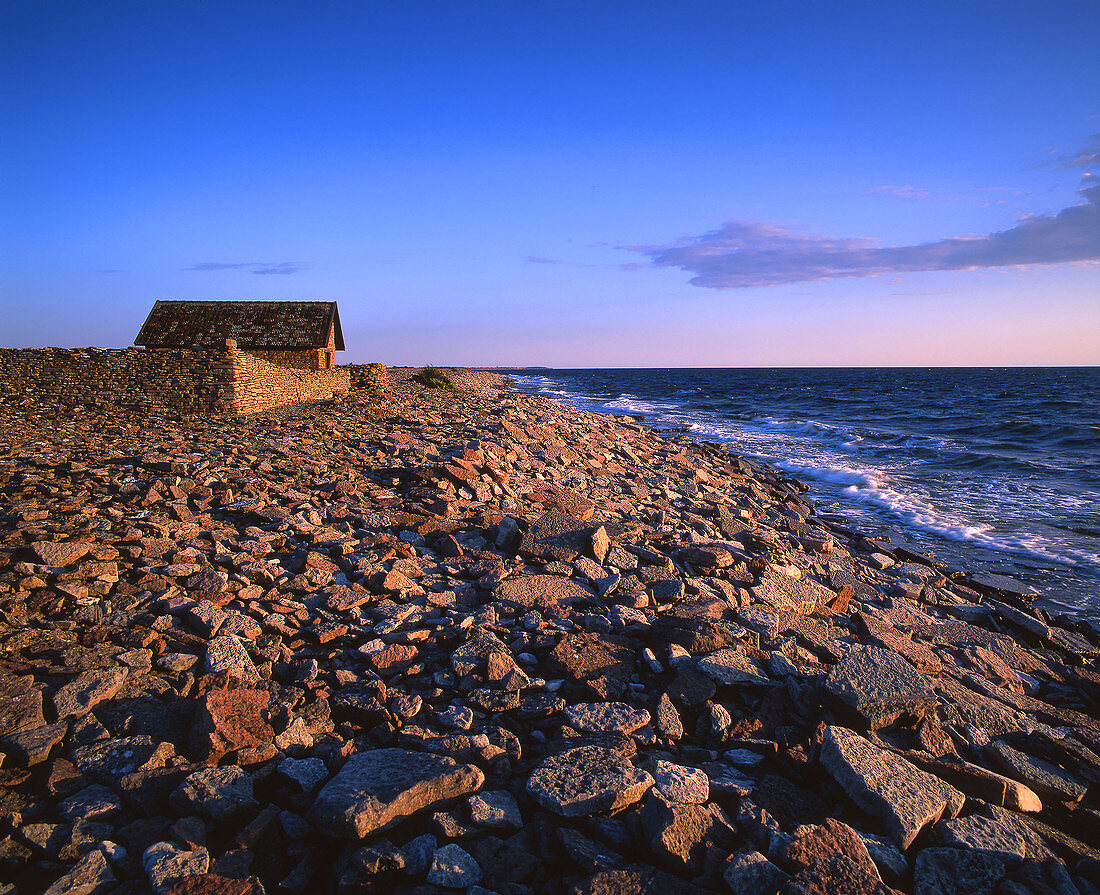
[413,366,459,391]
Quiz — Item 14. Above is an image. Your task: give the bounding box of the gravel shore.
[0,367,1097,895]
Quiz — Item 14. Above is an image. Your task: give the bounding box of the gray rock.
[142,842,210,895]
[913,847,1008,895]
[723,749,765,769]
[697,648,773,686]
[400,833,438,875]
[308,748,484,838]
[655,692,683,740]
[987,740,1088,802]
[170,765,259,820]
[738,606,781,641]
[564,702,651,735]
[723,849,790,895]
[527,745,653,817]
[860,832,908,878]
[936,814,1026,864]
[52,667,128,720]
[467,790,523,830]
[70,735,168,785]
[58,784,122,821]
[653,760,709,804]
[987,600,1050,638]
[278,756,330,792]
[204,634,260,683]
[821,725,964,848]
[558,826,623,872]
[825,644,936,729]
[427,843,483,888]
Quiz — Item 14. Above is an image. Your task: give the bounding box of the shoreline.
[498,366,1100,622]
[0,366,1098,894]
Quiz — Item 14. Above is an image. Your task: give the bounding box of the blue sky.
[2,1,1098,365]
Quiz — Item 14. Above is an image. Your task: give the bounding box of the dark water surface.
[503,367,1100,618]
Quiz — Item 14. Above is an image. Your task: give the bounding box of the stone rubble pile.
[0,368,1097,895]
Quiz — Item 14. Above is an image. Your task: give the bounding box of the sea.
[502,367,1100,620]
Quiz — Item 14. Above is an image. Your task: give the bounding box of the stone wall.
[0,347,233,412]
[0,345,350,415]
[227,346,350,414]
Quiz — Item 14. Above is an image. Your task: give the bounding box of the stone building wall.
[0,345,350,414]
[227,345,350,413]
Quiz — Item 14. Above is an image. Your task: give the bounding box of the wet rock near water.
[0,366,1097,894]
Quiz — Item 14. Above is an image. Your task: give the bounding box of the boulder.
[308,748,484,838]
[825,644,935,729]
[821,725,964,848]
[527,745,653,817]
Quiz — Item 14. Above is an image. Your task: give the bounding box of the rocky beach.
[0,366,1098,895]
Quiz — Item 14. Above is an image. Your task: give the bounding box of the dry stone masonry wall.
[0,347,232,413]
[227,344,350,414]
[0,345,350,414]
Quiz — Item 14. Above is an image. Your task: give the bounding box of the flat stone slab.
[0,675,44,735]
[518,510,594,562]
[564,702,651,735]
[170,765,258,821]
[913,847,1008,895]
[309,748,484,839]
[696,649,773,687]
[936,814,1026,863]
[53,667,128,720]
[32,540,90,566]
[825,644,935,729]
[527,745,653,817]
[751,568,834,613]
[987,740,1088,803]
[493,574,593,612]
[821,725,963,848]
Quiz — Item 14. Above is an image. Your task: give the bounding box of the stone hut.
[135,300,345,370]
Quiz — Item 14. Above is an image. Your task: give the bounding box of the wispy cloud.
[867,184,932,200]
[1039,133,1100,171]
[626,140,1100,289]
[186,261,303,275]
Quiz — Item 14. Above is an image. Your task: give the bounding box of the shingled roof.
[134,300,344,350]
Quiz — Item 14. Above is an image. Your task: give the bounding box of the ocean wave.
[504,367,1100,591]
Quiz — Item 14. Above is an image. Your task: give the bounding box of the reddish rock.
[782,852,895,895]
[31,539,90,566]
[494,574,593,612]
[367,643,418,673]
[549,632,638,700]
[857,613,943,674]
[639,792,737,873]
[784,818,880,881]
[190,687,274,758]
[166,873,265,894]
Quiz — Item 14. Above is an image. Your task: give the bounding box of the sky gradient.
[2,1,1099,366]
